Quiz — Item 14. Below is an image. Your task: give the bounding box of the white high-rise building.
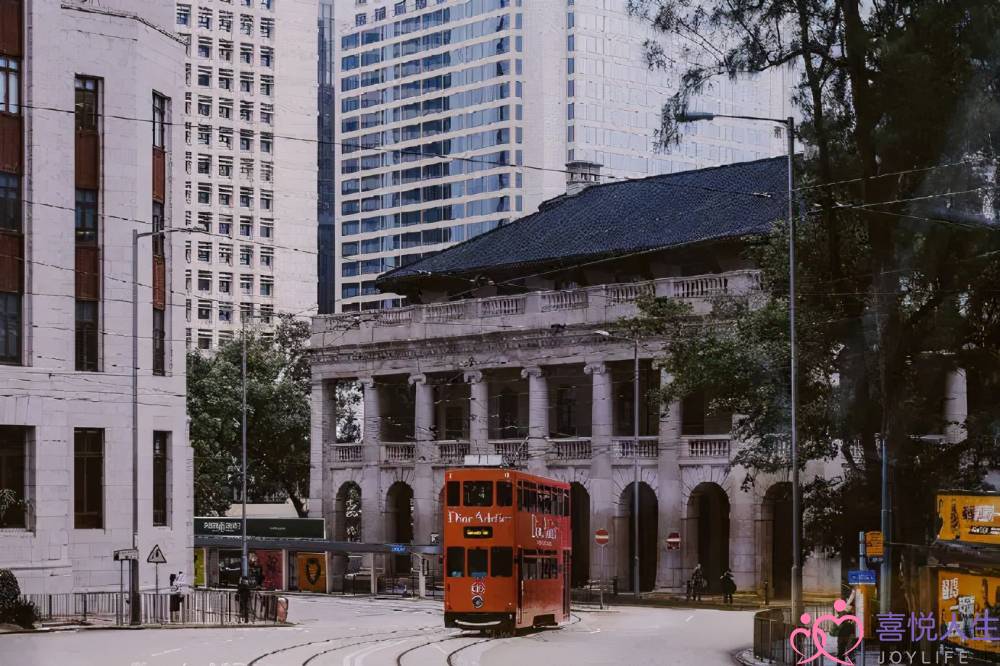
[175,0,317,348]
[0,0,191,593]
[332,0,792,312]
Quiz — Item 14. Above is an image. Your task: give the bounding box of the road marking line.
[150,647,182,657]
[589,628,601,634]
[685,615,694,622]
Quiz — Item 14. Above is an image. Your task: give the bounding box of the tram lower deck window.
[447,546,464,577]
[491,546,512,577]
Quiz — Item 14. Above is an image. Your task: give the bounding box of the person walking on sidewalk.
[720,569,736,604]
[238,575,252,623]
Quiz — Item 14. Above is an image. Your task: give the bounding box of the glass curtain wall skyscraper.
[319,0,338,315]
[333,0,791,313]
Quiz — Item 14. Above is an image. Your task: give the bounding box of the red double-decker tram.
[443,467,571,634]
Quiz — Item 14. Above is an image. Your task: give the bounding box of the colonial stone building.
[309,158,845,596]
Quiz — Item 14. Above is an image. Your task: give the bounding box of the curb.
[3,621,296,634]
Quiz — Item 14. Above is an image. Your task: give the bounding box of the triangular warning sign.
[147,544,167,564]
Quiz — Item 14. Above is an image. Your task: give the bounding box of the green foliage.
[0,599,38,629]
[188,316,317,517]
[0,569,20,611]
[627,0,1000,589]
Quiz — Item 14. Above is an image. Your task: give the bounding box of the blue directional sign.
[848,569,877,585]
[388,543,407,554]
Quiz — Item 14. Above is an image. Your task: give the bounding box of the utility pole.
[632,338,640,599]
[241,314,249,579]
[880,436,891,613]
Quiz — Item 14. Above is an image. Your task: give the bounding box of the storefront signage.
[195,517,326,540]
[937,493,1000,546]
[936,569,1000,656]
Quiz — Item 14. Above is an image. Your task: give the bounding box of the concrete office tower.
[318,0,338,314]
[333,0,792,312]
[0,0,191,592]
[175,0,317,348]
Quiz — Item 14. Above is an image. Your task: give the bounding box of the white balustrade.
[437,440,470,464]
[540,290,588,312]
[374,309,413,327]
[612,436,658,459]
[334,444,363,463]
[381,442,415,463]
[491,439,524,461]
[424,302,467,323]
[685,437,731,458]
[673,275,729,299]
[479,296,525,317]
[605,282,654,305]
[549,437,592,460]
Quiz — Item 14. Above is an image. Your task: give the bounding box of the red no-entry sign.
[594,528,610,546]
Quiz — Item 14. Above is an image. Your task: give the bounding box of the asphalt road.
[2,596,752,666]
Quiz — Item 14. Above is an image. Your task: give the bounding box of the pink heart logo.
[788,600,864,666]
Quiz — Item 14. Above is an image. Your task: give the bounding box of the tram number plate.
[464,526,493,538]
[471,582,486,595]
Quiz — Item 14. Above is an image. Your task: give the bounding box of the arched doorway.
[764,482,793,599]
[620,482,658,592]
[570,482,590,587]
[385,482,414,573]
[687,482,730,593]
[334,482,362,542]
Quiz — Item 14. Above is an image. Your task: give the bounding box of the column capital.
[358,376,376,390]
[408,373,428,386]
[463,369,483,384]
[584,362,608,376]
[521,366,544,380]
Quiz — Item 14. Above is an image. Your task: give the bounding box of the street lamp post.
[131,226,203,625]
[594,330,641,599]
[676,111,800,619]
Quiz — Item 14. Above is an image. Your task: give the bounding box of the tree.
[189,316,314,517]
[626,0,1000,608]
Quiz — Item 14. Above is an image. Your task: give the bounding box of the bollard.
[276,596,288,623]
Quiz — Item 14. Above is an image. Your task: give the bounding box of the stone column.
[410,373,434,544]
[944,368,968,444]
[729,413,756,592]
[465,370,489,455]
[521,366,549,474]
[585,361,613,583]
[308,378,336,521]
[656,370,683,590]
[359,376,382,543]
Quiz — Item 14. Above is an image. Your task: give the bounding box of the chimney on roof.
[565,160,602,196]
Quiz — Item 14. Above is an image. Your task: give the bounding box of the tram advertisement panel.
[937,569,1000,656]
[296,552,327,592]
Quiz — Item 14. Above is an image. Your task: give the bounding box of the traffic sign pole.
[594,529,610,610]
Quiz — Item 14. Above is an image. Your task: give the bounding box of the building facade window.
[152,431,169,526]
[0,293,20,364]
[0,56,19,114]
[152,308,165,376]
[0,172,19,231]
[0,427,26,528]
[75,77,100,131]
[74,428,104,529]
[75,300,99,371]
[75,189,98,244]
[152,93,167,148]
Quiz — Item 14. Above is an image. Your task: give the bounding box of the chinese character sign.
[936,493,1000,545]
[936,570,1000,655]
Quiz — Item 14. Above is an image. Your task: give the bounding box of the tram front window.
[468,548,488,578]
[447,546,465,577]
[463,481,493,506]
[491,546,512,577]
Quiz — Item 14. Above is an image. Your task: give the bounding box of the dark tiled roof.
[378,156,788,287]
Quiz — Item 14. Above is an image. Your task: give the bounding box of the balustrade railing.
[672,275,729,299]
[605,282,654,305]
[684,436,731,458]
[491,439,524,462]
[549,437,592,460]
[612,436,658,459]
[424,302,467,323]
[381,442,415,464]
[437,440,470,464]
[374,309,413,327]
[540,290,588,312]
[334,444,363,463]
[479,296,525,317]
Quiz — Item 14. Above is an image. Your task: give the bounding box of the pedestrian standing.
[238,575,251,623]
[691,564,706,602]
[720,569,736,604]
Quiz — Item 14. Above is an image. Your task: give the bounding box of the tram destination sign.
[464,526,494,539]
[195,517,326,540]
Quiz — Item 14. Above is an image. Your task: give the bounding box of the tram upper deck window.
[468,548,488,578]
[447,546,465,577]
[463,480,493,506]
[491,546,512,577]
[447,480,460,506]
[497,481,512,507]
